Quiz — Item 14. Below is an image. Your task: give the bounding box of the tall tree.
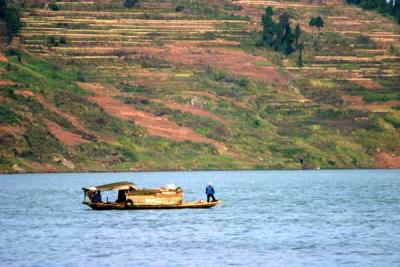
[315,16,324,35]
[297,42,304,67]
[309,16,324,51]
[278,12,290,45]
[282,24,295,55]
[309,17,316,36]
[279,12,290,29]
[394,0,400,22]
[0,1,22,42]
[272,22,283,51]
[294,23,301,49]
[261,6,300,55]
[4,7,21,41]
[346,0,400,24]
[261,7,276,45]
[0,0,6,19]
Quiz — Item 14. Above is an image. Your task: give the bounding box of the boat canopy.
[83,181,136,192]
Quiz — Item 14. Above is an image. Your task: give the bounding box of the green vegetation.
[124,0,138,8]
[346,0,400,23]
[0,0,22,42]
[309,16,324,51]
[48,3,60,11]
[0,0,399,172]
[384,114,400,129]
[0,105,21,124]
[261,7,302,55]
[48,35,68,46]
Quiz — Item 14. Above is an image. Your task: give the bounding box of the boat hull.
[83,200,222,210]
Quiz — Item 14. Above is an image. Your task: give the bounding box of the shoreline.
[1,168,399,175]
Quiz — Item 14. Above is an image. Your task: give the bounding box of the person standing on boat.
[205,182,217,202]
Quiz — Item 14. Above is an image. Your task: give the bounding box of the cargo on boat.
[82,181,221,210]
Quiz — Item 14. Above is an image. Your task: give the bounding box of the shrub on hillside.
[24,125,65,162]
[0,105,21,124]
[384,114,400,129]
[1,5,22,42]
[346,0,400,24]
[48,3,59,11]
[59,36,67,44]
[5,48,22,62]
[48,35,57,45]
[77,71,86,82]
[175,5,185,12]
[121,148,138,162]
[124,0,138,8]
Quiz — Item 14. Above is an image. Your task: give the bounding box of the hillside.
[1,0,399,173]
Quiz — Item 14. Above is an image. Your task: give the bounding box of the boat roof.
[83,181,136,192]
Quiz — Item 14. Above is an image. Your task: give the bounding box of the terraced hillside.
[1,0,399,172]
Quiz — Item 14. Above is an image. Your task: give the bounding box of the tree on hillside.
[294,23,301,49]
[346,0,400,24]
[315,16,324,34]
[0,1,22,43]
[261,7,275,45]
[0,0,6,18]
[297,42,304,67]
[309,17,316,35]
[309,16,324,35]
[261,7,299,56]
[279,11,290,29]
[124,0,138,8]
[309,16,324,51]
[394,0,400,23]
[282,23,295,55]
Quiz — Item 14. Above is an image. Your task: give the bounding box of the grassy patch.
[23,125,66,162]
[0,105,21,124]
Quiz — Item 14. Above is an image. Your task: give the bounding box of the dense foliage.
[124,0,138,8]
[309,16,324,51]
[0,0,22,42]
[261,7,302,55]
[346,0,400,23]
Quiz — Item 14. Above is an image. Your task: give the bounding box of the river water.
[0,170,399,267]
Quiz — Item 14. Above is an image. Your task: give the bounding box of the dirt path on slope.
[0,125,26,134]
[78,82,227,151]
[44,119,92,146]
[0,80,19,87]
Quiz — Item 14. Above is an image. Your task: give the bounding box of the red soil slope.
[0,125,26,134]
[375,152,400,169]
[136,41,294,85]
[0,80,18,86]
[0,53,8,63]
[78,82,227,151]
[15,90,96,139]
[44,119,91,146]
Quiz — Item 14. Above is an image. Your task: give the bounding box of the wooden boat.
[82,181,221,210]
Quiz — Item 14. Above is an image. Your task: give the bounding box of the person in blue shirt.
[92,191,102,203]
[205,182,217,202]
